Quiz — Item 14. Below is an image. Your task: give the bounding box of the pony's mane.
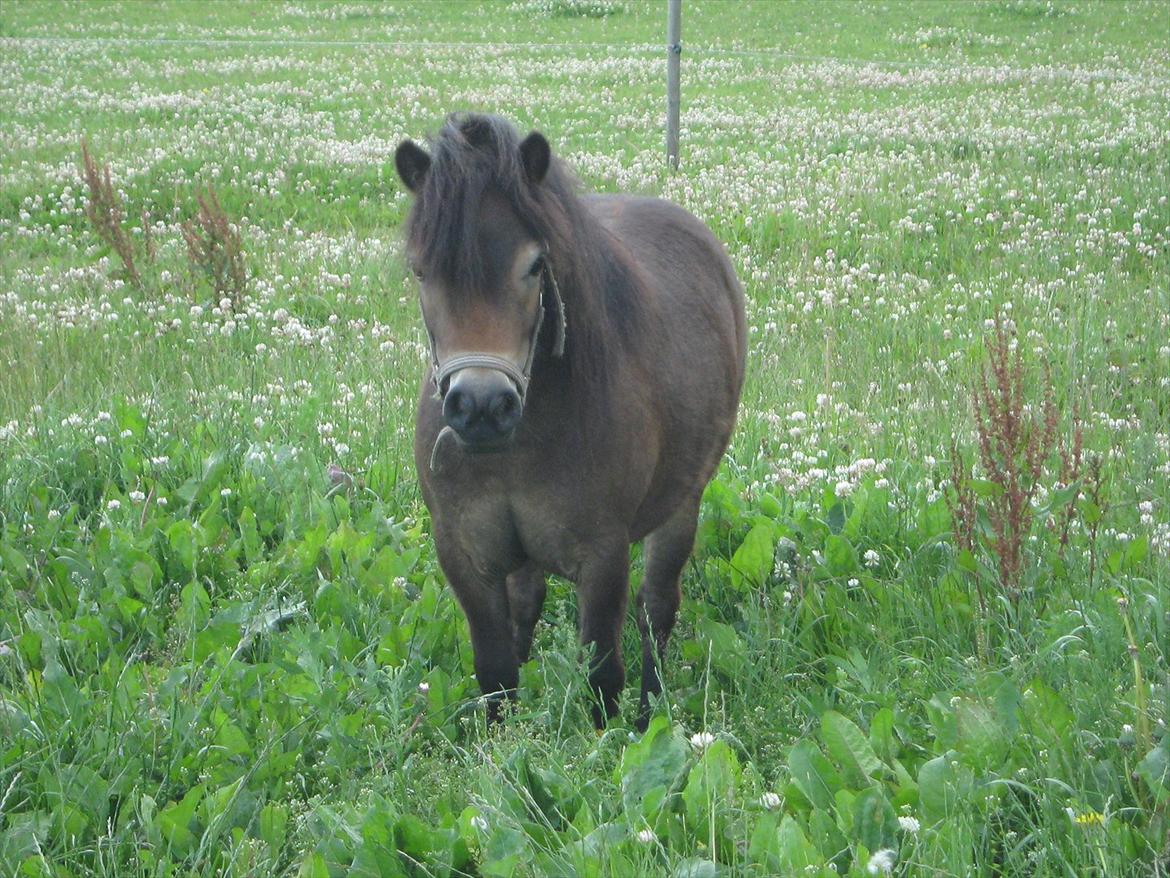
[405,112,642,391]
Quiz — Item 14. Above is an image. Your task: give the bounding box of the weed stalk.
[80,139,143,288]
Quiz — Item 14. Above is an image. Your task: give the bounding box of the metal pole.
[666,0,682,169]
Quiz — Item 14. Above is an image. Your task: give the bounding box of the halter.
[423,255,567,405]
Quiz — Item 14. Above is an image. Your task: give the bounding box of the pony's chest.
[509,495,602,578]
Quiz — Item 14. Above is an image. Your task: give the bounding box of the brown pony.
[394,113,745,729]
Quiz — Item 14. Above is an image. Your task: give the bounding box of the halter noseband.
[424,256,566,405]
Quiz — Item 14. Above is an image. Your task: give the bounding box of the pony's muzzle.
[442,367,523,449]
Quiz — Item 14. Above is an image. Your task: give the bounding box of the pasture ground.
[0,1,1167,875]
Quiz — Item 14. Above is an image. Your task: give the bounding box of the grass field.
[1,1,1168,875]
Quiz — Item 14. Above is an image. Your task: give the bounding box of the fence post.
[666,0,682,170]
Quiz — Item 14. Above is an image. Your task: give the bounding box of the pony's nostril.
[492,393,514,417]
[443,387,474,430]
[490,389,522,431]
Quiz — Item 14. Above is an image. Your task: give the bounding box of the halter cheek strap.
[424,256,567,405]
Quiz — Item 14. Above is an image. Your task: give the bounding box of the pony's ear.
[395,139,431,193]
[519,131,550,185]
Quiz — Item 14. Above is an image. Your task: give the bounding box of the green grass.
[0,1,1167,876]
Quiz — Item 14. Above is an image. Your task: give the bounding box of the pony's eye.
[411,267,424,282]
[527,255,545,278]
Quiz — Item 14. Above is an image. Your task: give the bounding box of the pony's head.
[396,113,566,450]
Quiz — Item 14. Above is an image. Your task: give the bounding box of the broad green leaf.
[683,739,740,826]
[748,811,781,866]
[1136,740,1169,806]
[787,740,841,812]
[618,716,689,821]
[166,520,197,573]
[692,616,747,680]
[672,860,721,878]
[955,549,978,574]
[809,808,850,873]
[775,815,822,870]
[40,764,110,830]
[482,824,527,878]
[239,506,261,563]
[19,855,52,878]
[156,784,204,856]
[918,753,959,822]
[967,478,1003,498]
[1045,482,1080,512]
[869,708,897,764]
[1078,498,1101,525]
[258,803,288,850]
[994,678,1021,738]
[1021,680,1073,746]
[954,698,1005,772]
[129,560,155,597]
[826,501,846,534]
[823,535,858,577]
[0,541,29,582]
[821,710,882,785]
[1123,535,1148,570]
[178,580,211,630]
[394,814,437,860]
[296,853,329,878]
[851,787,898,852]
[730,524,774,589]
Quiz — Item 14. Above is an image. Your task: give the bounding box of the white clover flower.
[156,497,167,506]
[759,792,782,810]
[636,828,655,843]
[129,490,146,502]
[47,509,61,520]
[898,815,920,833]
[470,815,489,833]
[689,731,716,751]
[867,848,897,875]
[106,499,121,511]
[864,549,881,568]
[418,682,430,694]
[220,487,232,498]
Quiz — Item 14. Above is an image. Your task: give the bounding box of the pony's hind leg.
[636,498,700,730]
[506,562,547,663]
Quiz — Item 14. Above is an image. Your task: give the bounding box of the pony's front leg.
[466,595,519,724]
[437,546,519,724]
[577,545,630,728]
